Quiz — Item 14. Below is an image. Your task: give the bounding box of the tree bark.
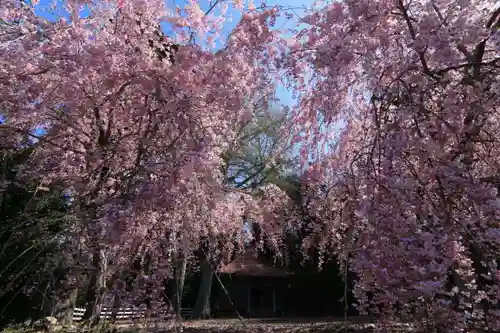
[191,258,213,319]
[175,252,188,319]
[82,249,105,325]
[111,292,121,322]
[53,286,78,325]
[51,247,79,325]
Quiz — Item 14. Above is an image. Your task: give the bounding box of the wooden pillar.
[247,285,251,316]
[272,288,276,315]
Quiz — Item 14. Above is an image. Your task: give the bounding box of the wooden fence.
[72,307,193,322]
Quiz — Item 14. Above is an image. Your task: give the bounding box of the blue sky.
[33,0,314,107]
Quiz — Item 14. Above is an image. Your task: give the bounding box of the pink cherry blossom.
[289,0,500,330]
[2,0,500,330]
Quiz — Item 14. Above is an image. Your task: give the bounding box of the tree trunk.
[191,258,213,319]
[175,252,188,319]
[51,253,79,325]
[54,286,78,325]
[111,292,121,322]
[82,249,105,325]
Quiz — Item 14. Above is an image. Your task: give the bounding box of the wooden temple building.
[214,249,293,318]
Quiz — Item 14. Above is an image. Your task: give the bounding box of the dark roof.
[218,249,291,277]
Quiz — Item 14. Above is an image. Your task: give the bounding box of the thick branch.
[398,0,433,76]
[471,6,500,77]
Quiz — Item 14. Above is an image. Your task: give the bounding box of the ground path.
[112,317,416,333]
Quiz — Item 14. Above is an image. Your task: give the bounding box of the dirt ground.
[117,317,416,333]
[17,317,415,333]
[196,318,415,332]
